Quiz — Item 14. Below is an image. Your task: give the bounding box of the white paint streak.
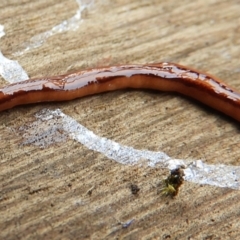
[14,0,94,56]
[0,24,29,83]
[0,24,5,38]
[0,52,29,83]
[33,109,240,190]
[185,161,240,189]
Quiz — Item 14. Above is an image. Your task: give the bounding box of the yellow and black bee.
[161,167,185,197]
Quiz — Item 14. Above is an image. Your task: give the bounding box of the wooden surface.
[1,0,240,239]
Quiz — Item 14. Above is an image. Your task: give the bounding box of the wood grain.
[0,0,240,239]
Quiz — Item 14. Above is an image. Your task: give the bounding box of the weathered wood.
[0,0,240,239]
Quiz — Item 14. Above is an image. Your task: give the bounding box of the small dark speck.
[162,234,171,239]
[130,184,140,195]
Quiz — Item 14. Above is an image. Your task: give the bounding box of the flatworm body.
[0,63,240,121]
